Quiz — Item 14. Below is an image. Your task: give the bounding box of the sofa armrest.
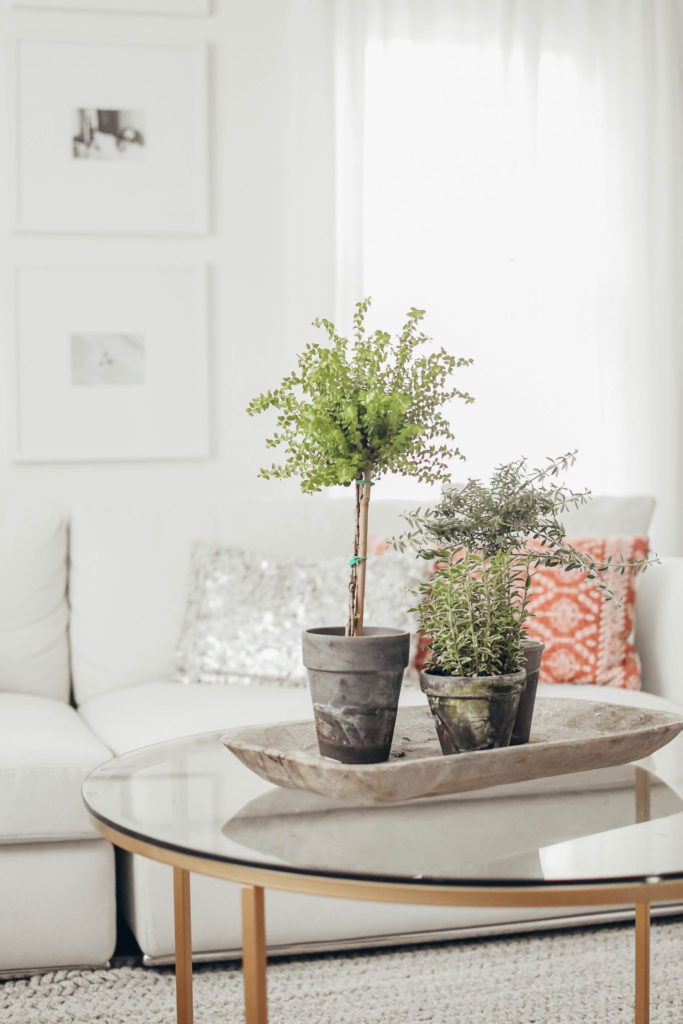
[635,557,683,707]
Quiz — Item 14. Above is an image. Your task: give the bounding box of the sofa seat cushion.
[0,694,113,842]
[78,677,682,765]
[78,680,431,757]
[0,839,116,974]
[534,681,680,711]
[534,682,683,785]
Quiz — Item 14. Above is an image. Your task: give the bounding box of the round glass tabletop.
[82,729,683,889]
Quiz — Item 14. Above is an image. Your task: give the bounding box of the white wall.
[0,0,336,509]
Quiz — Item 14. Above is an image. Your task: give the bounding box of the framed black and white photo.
[14,39,208,234]
[10,0,210,12]
[12,266,210,461]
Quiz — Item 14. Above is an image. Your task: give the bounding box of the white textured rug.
[2,921,683,1024]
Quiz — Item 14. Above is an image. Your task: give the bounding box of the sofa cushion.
[0,693,112,842]
[78,679,320,756]
[77,676,681,764]
[68,495,655,706]
[559,495,655,538]
[174,543,422,688]
[534,682,683,782]
[68,499,422,705]
[0,840,116,974]
[78,679,435,758]
[525,536,649,689]
[634,557,683,706]
[0,501,70,701]
[534,681,676,709]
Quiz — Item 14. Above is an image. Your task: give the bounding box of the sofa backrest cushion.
[68,494,655,706]
[559,495,655,538]
[0,501,70,701]
[634,556,683,705]
[69,497,419,705]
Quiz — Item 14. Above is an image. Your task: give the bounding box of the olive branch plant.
[395,452,658,676]
[247,298,474,636]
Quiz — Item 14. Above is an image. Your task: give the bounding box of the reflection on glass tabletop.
[83,728,683,888]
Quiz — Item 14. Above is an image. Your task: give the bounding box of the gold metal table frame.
[88,768,680,1024]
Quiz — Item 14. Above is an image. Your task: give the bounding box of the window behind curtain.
[334,0,683,557]
[358,36,608,494]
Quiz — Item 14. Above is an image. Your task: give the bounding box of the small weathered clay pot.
[302,626,410,764]
[419,669,526,755]
[510,640,546,745]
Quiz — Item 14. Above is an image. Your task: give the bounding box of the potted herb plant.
[412,546,529,753]
[247,298,473,764]
[399,452,656,748]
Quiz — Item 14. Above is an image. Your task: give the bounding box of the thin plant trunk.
[346,470,372,636]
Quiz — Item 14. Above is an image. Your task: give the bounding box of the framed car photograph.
[14,39,209,234]
[12,265,210,461]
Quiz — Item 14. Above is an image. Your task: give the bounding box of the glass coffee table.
[82,728,683,1024]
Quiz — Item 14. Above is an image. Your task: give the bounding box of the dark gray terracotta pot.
[302,626,410,764]
[419,669,526,755]
[510,640,546,745]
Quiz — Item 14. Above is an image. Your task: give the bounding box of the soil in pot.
[419,669,526,755]
[302,626,410,764]
[510,640,546,745]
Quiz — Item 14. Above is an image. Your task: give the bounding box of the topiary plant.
[247,298,474,636]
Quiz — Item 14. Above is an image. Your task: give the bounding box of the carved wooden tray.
[221,698,683,804]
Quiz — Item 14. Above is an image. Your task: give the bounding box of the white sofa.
[2,494,683,976]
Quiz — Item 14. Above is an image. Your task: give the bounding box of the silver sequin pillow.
[174,542,424,687]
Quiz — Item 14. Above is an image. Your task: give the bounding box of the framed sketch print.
[12,266,210,461]
[14,39,208,234]
[10,1,210,12]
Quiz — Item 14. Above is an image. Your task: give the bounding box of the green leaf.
[247,297,474,494]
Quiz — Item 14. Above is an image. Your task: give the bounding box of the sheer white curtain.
[334,0,683,555]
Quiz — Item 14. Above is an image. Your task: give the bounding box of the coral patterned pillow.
[524,536,649,689]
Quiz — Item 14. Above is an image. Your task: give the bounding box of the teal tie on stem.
[349,555,367,567]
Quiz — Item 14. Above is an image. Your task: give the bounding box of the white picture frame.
[12,265,210,461]
[9,0,210,12]
[14,38,208,234]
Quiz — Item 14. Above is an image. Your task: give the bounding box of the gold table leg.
[634,767,651,1024]
[635,901,650,1024]
[173,867,194,1024]
[242,885,268,1024]
[635,767,651,825]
